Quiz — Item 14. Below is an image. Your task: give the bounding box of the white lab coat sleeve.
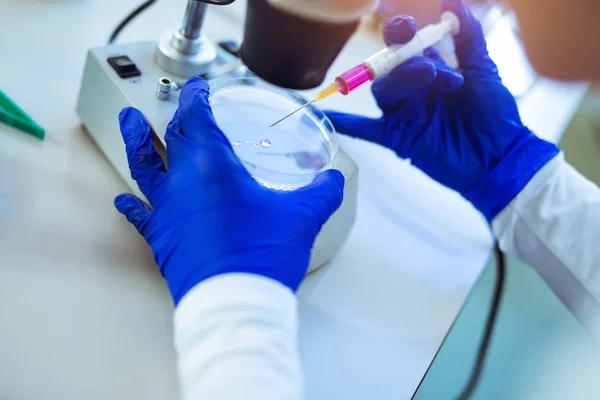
[492,153,600,337]
[173,273,303,400]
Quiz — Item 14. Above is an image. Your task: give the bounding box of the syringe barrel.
[365,11,459,78]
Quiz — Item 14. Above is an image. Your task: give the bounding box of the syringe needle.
[269,100,315,128]
[269,83,340,128]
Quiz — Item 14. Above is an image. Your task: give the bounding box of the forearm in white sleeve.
[492,153,600,338]
[173,273,303,400]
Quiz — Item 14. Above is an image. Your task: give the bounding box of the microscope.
[76,0,376,272]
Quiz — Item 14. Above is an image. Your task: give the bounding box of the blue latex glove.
[114,77,344,304]
[326,0,559,221]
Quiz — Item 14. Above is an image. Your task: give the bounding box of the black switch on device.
[107,56,141,78]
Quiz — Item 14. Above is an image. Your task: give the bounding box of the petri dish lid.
[209,77,338,190]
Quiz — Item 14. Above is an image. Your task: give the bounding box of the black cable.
[456,242,506,400]
[107,0,237,45]
[108,0,158,44]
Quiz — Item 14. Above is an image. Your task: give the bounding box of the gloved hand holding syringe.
[270,11,460,128]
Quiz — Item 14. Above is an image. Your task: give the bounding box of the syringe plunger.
[326,11,460,98]
[365,11,459,77]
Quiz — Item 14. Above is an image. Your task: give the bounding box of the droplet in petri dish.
[209,80,338,190]
[232,141,242,146]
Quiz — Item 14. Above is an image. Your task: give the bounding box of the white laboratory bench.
[0,1,589,399]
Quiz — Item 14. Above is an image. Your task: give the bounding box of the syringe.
[269,11,460,128]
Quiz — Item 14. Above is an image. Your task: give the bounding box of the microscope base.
[76,41,358,273]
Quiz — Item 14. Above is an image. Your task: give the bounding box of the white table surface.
[0,1,588,399]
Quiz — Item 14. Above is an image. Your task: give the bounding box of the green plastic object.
[0,89,45,140]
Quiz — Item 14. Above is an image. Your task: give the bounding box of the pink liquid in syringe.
[335,63,375,95]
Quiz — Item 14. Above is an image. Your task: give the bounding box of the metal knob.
[156,77,173,101]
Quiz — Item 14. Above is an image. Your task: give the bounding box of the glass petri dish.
[209,77,338,190]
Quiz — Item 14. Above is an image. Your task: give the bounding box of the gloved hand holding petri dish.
[115,77,346,303]
[209,77,338,190]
